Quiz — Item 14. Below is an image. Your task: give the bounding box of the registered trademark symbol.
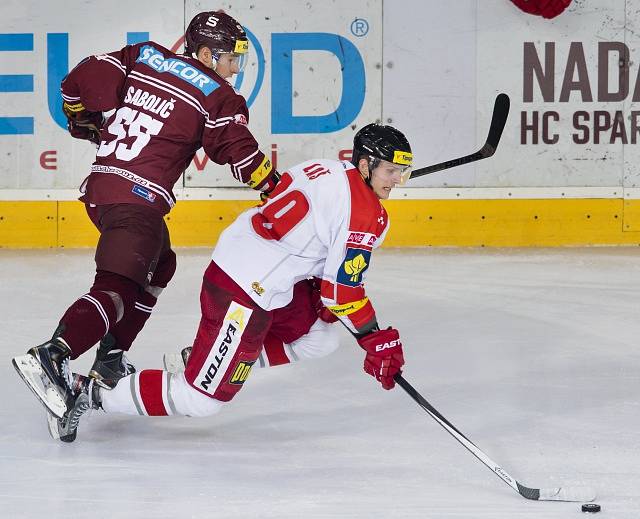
[350,18,369,37]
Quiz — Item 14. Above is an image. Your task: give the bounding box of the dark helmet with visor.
[184,11,249,71]
[351,123,413,184]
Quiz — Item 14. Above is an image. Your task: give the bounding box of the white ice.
[1,247,639,518]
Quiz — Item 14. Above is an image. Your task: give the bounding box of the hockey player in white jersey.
[22,123,413,441]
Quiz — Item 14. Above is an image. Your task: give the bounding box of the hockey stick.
[409,93,510,179]
[394,374,596,502]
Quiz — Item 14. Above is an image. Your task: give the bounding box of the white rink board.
[476,0,627,188]
[0,0,381,190]
[0,0,184,190]
[2,0,640,194]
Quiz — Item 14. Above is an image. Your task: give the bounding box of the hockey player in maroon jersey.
[12,11,280,429]
[20,124,412,442]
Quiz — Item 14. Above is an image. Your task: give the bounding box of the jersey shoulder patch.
[336,246,371,287]
[344,168,388,236]
[135,44,222,96]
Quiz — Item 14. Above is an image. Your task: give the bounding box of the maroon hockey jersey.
[61,41,275,214]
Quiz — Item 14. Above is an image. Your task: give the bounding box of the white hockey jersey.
[212,159,390,333]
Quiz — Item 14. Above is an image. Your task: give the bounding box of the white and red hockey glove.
[509,0,572,19]
[357,327,404,390]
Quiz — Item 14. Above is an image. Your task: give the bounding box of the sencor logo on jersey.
[136,45,220,95]
[337,247,371,286]
[229,360,254,385]
[194,302,253,395]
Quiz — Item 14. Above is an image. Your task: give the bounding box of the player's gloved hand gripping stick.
[357,327,404,390]
[62,101,104,145]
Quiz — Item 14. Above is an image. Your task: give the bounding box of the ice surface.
[1,247,639,518]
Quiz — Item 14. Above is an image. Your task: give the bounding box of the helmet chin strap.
[357,155,381,187]
[211,53,221,71]
[363,157,380,186]
[195,46,219,71]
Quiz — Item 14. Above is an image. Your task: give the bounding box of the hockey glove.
[62,101,103,145]
[357,327,404,390]
[259,170,282,202]
[310,277,338,324]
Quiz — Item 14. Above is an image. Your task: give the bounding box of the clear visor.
[228,53,248,73]
[377,159,411,186]
[398,165,412,185]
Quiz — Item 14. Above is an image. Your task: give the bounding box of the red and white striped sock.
[130,369,173,416]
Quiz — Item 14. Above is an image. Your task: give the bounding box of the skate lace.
[65,378,93,431]
[66,398,90,431]
[121,353,135,375]
[60,357,73,389]
[85,378,95,418]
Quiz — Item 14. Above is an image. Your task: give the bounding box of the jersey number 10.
[251,171,310,241]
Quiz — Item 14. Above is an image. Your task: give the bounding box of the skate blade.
[46,410,61,440]
[46,409,78,443]
[12,354,67,418]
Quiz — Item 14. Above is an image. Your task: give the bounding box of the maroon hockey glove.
[357,327,404,390]
[62,101,103,145]
[310,277,338,324]
[509,0,571,19]
[315,299,338,324]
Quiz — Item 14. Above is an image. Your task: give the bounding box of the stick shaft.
[395,374,521,493]
[409,93,509,180]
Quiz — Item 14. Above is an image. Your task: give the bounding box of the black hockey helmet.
[184,11,249,61]
[351,123,413,184]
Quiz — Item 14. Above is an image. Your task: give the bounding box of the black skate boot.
[89,333,136,389]
[12,337,74,419]
[48,374,102,443]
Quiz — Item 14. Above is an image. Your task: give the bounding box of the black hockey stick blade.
[394,373,596,502]
[410,93,510,179]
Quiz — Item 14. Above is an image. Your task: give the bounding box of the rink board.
[2,198,640,248]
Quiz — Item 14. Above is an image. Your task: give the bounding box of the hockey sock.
[102,370,170,416]
[58,271,139,359]
[101,370,224,417]
[257,334,295,367]
[108,289,158,351]
[59,291,120,359]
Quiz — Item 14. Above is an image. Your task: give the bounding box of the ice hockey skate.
[162,346,192,373]
[89,333,136,389]
[47,374,101,443]
[12,338,74,419]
